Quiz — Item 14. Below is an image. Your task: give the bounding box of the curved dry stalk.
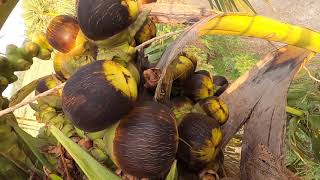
[0,83,65,118]
[151,15,217,102]
[135,30,183,51]
[303,65,320,83]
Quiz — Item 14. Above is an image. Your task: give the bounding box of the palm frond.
[207,0,256,14]
[286,58,320,178]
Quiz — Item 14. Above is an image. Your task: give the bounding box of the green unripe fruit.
[22,41,40,58]
[0,97,9,109]
[0,76,9,93]
[5,44,18,55]
[37,48,52,60]
[90,148,108,162]
[0,56,9,68]
[6,74,18,84]
[13,58,33,71]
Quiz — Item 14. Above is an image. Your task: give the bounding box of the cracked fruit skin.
[62,60,138,132]
[113,101,178,178]
[77,0,139,40]
[177,113,222,172]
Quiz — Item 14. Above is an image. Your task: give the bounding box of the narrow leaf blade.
[8,121,54,171]
[166,160,178,180]
[9,78,41,106]
[50,126,120,180]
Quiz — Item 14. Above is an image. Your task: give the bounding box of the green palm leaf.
[207,0,258,14]
[50,126,120,180]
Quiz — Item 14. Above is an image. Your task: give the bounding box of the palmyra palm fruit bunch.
[6,0,229,178]
[56,54,229,178]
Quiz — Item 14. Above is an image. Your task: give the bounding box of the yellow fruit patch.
[124,0,139,21]
[211,128,223,147]
[103,61,138,101]
[196,76,215,100]
[174,56,194,80]
[194,128,222,162]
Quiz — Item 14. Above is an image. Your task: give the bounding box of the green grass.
[286,58,320,179]
[200,35,259,80]
[146,24,259,81]
[182,35,259,81]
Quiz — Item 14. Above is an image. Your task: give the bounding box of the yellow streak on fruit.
[202,98,229,124]
[174,56,194,80]
[124,0,139,21]
[136,18,156,44]
[53,52,73,79]
[45,76,62,95]
[172,103,193,125]
[53,53,63,71]
[65,30,87,56]
[211,128,222,147]
[196,76,215,100]
[138,26,151,43]
[32,32,53,51]
[103,61,138,101]
[194,128,222,162]
[217,99,228,124]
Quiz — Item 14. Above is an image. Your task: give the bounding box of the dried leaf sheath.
[154,15,218,102]
[219,46,314,179]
